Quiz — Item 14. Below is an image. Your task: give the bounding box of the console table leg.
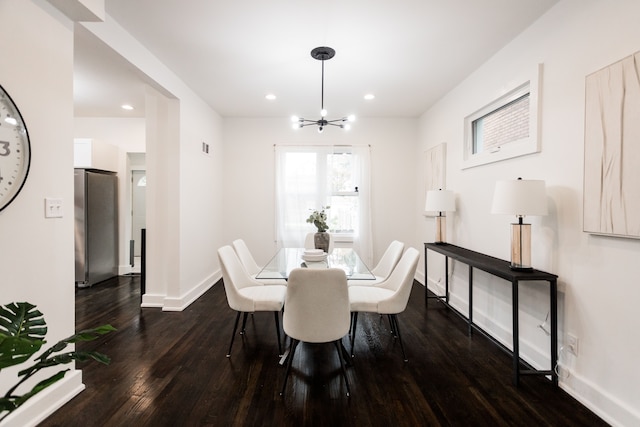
[551,279,558,386]
[512,280,520,386]
[468,267,473,336]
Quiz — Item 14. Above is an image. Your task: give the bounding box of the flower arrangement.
[306,206,330,232]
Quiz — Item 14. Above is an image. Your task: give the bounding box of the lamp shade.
[425,189,456,212]
[491,179,547,216]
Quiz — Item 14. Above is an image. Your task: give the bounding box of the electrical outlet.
[567,334,579,356]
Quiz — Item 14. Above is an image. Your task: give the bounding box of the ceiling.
[73,0,559,120]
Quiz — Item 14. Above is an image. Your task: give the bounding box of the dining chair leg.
[334,340,351,397]
[391,314,408,362]
[227,311,242,357]
[280,339,299,396]
[350,312,359,358]
[388,314,396,336]
[240,312,249,334]
[274,311,283,356]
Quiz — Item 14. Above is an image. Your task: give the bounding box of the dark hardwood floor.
[40,275,607,426]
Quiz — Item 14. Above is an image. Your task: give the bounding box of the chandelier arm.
[324,118,348,124]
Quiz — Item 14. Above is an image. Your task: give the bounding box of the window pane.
[329,195,358,233]
[327,152,355,192]
[472,93,530,154]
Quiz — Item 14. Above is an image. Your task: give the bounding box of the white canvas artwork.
[424,143,446,216]
[583,51,640,238]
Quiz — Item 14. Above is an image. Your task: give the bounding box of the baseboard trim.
[162,271,221,312]
[1,370,84,427]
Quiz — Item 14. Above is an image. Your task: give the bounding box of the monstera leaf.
[0,302,47,369]
[0,302,115,421]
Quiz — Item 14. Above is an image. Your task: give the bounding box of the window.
[472,93,530,155]
[463,64,542,169]
[275,145,372,263]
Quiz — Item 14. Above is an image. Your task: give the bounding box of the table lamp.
[491,178,547,270]
[425,189,456,244]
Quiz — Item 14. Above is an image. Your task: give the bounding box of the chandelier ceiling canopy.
[291,46,355,133]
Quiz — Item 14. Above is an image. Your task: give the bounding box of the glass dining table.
[255,247,375,281]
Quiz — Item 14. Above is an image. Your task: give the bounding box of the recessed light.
[364,94,375,100]
[265,94,277,100]
[121,104,134,110]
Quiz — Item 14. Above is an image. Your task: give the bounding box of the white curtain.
[275,145,372,265]
[351,145,372,266]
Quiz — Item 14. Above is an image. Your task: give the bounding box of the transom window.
[463,64,542,169]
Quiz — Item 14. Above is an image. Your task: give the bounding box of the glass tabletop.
[255,247,375,281]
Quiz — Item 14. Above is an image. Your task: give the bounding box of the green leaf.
[0,370,68,418]
[0,302,48,371]
[0,335,44,370]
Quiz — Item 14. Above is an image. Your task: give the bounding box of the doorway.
[131,169,146,272]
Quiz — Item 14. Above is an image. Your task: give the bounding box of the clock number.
[0,140,9,156]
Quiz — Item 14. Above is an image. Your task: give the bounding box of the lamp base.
[434,215,447,244]
[510,222,532,270]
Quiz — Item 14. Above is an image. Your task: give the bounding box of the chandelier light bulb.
[291,115,299,122]
[348,114,356,122]
[318,126,324,133]
[320,108,327,117]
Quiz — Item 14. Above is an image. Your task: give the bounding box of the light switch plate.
[45,198,63,218]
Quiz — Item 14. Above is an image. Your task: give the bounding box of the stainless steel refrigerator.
[74,169,118,287]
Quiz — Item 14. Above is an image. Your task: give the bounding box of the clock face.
[0,84,31,212]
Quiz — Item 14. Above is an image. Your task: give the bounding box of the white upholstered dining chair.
[280,268,352,397]
[348,240,404,286]
[232,238,287,285]
[217,245,287,357]
[348,247,420,361]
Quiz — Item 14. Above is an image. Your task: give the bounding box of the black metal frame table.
[424,243,558,387]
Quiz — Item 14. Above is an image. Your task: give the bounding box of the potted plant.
[0,302,115,421]
[306,206,331,252]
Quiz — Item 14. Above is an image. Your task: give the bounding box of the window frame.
[462,64,542,169]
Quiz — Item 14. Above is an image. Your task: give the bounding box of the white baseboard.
[1,370,84,427]
[161,271,221,312]
[560,369,640,427]
[140,293,165,308]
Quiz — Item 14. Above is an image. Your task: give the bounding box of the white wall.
[418,1,640,425]
[222,118,418,267]
[0,2,81,426]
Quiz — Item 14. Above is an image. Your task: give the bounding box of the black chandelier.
[291,46,355,133]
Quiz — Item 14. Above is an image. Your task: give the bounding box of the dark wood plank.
[39,275,608,427]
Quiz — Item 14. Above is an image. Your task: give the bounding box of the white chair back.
[217,245,263,312]
[370,240,404,279]
[375,247,420,314]
[232,239,261,276]
[284,268,349,343]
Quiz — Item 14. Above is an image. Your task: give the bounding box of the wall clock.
[0,84,31,212]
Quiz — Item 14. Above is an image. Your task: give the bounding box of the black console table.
[424,243,558,387]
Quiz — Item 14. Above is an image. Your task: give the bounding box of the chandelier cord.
[320,59,325,113]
